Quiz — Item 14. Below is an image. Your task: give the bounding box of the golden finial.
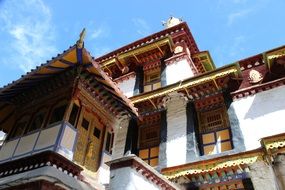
[76,28,86,48]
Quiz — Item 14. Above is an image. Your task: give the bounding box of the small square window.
[93,127,101,139]
[82,118,89,131]
[104,132,114,153]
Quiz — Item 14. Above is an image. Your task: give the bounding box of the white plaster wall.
[166,59,194,85]
[110,167,159,190]
[166,93,187,167]
[97,152,112,185]
[231,86,285,151]
[117,77,136,98]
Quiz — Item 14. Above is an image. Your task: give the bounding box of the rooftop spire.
[76,28,86,48]
[162,16,183,28]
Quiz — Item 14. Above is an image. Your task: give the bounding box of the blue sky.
[0,0,285,88]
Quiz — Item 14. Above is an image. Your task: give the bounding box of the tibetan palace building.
[0,17,285,190]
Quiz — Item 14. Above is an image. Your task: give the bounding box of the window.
[10,122,27,138]
[198,106,233,155]
[93,127,101,139]
[139,125,160,167]
[68,104,80,126]
[27,110,46,133]
[82,118,89,130]
[144,70,161,92]
[49,104,67,125]
[104,132,114,154]
[139,146,159,167]
[139,125,160,149]
[9,115,29,139]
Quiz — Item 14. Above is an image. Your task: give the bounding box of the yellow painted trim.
[163,152,263,179]
[265,47,285,70]
[262,134,285,152]
[118,37,173,60]
[101,58,116,67]
[193,51,216,71]
[130,66,238,104]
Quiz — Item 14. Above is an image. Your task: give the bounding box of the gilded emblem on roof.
[248,69,263,84]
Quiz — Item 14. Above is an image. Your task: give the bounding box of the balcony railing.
[0,121,77,163]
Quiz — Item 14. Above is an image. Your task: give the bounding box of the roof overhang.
[0,43,138,126]
[261,132,285,155]
[101,36,174,68]
[192,51,216,73]
[264,45,285,71]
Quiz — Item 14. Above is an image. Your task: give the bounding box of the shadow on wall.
[244,87,285,120]
[225,91,246,153]
[228,104,246,152]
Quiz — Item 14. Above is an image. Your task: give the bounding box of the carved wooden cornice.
[113,72,136,84]
[231,77,285,100]
[106,155,180,190]
[0,151,83,179]
[161,149,263,180]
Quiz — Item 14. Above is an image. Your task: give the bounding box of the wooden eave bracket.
[100,36,174,68]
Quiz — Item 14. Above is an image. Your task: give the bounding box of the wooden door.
[73,108,91,165]
[84,116,104,172]
[73,108,104,172]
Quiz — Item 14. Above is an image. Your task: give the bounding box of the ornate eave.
[0,37,138,132]
[96,22,199,64]
[192,51,216,73]
[100,37,174,71]
[231,76,285,100]
[130,64,240,105]
[261,132,285,155]
[161,149,263,180]
[264,45,285,71]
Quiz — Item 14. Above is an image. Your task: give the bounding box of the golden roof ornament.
[162,16,183,28]
[248,69,263,84]
[76,28,86,49]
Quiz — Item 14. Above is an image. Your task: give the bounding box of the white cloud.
[228,9,252,25]
[213,35,247,66]
[0,0,57,72]
[229,35,246,57]
[90,28,103,39]
[132,18,151,36]
[232,0,247,3]
[92,47,111,57]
